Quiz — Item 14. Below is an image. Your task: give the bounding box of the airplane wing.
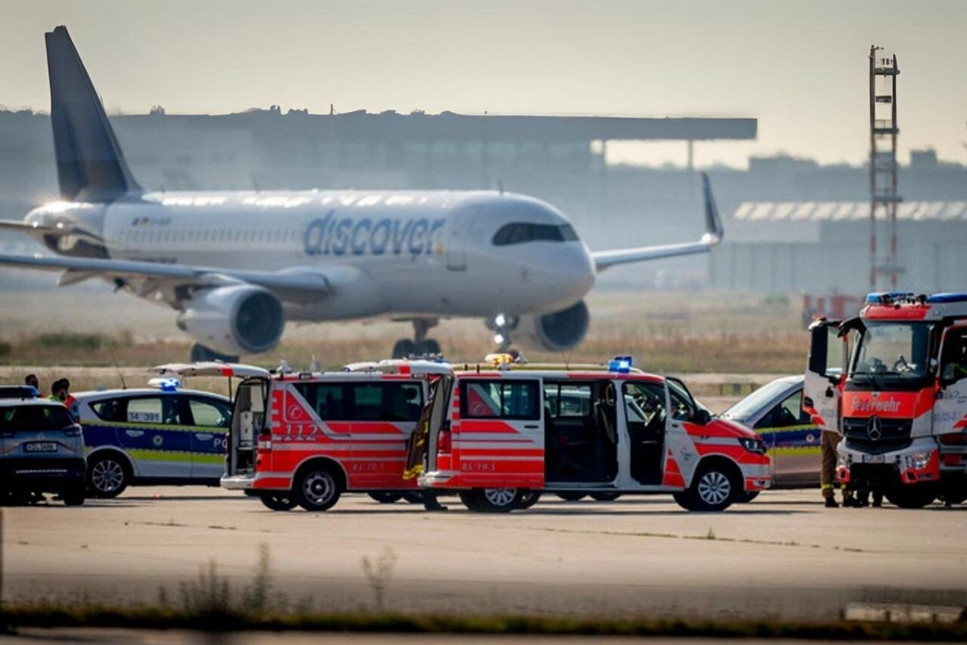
[0,252,331,302]
[591,172,724,272]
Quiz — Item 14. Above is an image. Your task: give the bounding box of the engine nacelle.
[177,285,284,356]
[517,300,590,352]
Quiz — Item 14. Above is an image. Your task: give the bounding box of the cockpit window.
[492,223,578,246]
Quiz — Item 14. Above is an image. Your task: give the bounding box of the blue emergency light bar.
[865,292,917,304]
[608,356,634,373]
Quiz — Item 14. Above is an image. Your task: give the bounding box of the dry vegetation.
[0,288,809,380]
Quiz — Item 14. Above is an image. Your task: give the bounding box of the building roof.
[732,201,967,222]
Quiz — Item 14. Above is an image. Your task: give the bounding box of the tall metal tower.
[869,46,902,289]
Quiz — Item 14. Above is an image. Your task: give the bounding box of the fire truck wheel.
[515,490,541,509]
[295,465,343,512]
[674,463,739,512]
[368,492,404,504]
[259,494,297,511]
[589,492,621,502]
[474,488,519,513]
[735,491,760,503]
[401,491,426,504]
[884,485,937,509]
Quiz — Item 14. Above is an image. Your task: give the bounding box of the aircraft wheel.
[419,339,442,356]
[190,343,239,363]
[392,339,417,359]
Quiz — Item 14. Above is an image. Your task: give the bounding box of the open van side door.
[803,319,846,433]
[934,324,967,438]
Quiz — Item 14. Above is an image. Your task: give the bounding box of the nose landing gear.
[392,319,442,358]
[487,314,519,353]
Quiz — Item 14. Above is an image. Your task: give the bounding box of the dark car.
[0,393,87,505]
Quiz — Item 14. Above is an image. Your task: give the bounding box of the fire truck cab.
[155,359,451,512]
[417,356,771,512]
[804,292,967,508]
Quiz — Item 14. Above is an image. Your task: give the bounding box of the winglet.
[45,26,142,202]
[700,172,724,245]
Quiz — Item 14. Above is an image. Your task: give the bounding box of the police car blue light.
[148,377,181,392]
[608,356,634,373]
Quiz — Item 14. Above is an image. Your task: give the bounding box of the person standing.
[24,374,42,396]
[49,378,79,421]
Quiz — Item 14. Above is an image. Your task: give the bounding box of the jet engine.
[176,285,284,356]
[517,300,590,352]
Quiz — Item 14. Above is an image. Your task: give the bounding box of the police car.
[720,375,820,498]
[74,378,232,498]
[0,386,87,505]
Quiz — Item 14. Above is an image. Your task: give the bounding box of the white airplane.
[0,26,723,361]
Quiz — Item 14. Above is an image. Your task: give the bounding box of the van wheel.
[515,490,541,509]
[674,463,738,512]
[260,494,297,511]
[458,491,480,511]
[88,453,130,498]
[295,466,342,512]
[368,492,404,504]
[589,492,621,502]
[473,488,518,513]
[556,491,586,502]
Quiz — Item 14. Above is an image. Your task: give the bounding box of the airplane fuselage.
[25,189,597,322]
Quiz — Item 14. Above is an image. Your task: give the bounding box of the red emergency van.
[155,360,450,511]
[415,356,772,512]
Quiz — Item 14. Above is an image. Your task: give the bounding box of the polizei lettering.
[304,210,446,257]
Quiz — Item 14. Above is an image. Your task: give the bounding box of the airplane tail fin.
[45,26,141,202]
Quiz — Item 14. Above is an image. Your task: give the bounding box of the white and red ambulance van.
[416,356,771,512]
[154,360,451,511]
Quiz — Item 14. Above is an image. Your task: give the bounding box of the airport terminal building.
[1,108,966,295]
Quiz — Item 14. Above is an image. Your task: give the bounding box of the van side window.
[292,382,424,422]
[462,379,539,420]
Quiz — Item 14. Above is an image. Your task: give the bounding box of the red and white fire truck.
[415,356,771,512]
[804,292,967,508]
[155,359,451,511]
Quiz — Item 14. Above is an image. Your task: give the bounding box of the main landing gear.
[190,343,240,363]
[392,319,442,358]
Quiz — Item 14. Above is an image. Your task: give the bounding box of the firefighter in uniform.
[821,428,857,507]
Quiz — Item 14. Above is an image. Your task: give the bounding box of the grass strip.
[1,606,965,641]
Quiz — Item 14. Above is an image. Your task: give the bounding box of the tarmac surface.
[3,487,965,622]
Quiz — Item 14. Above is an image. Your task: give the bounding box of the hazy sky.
[1,0,965,168]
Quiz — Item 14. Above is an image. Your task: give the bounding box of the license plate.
[865,454,885,464]
[25,442,57,453]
